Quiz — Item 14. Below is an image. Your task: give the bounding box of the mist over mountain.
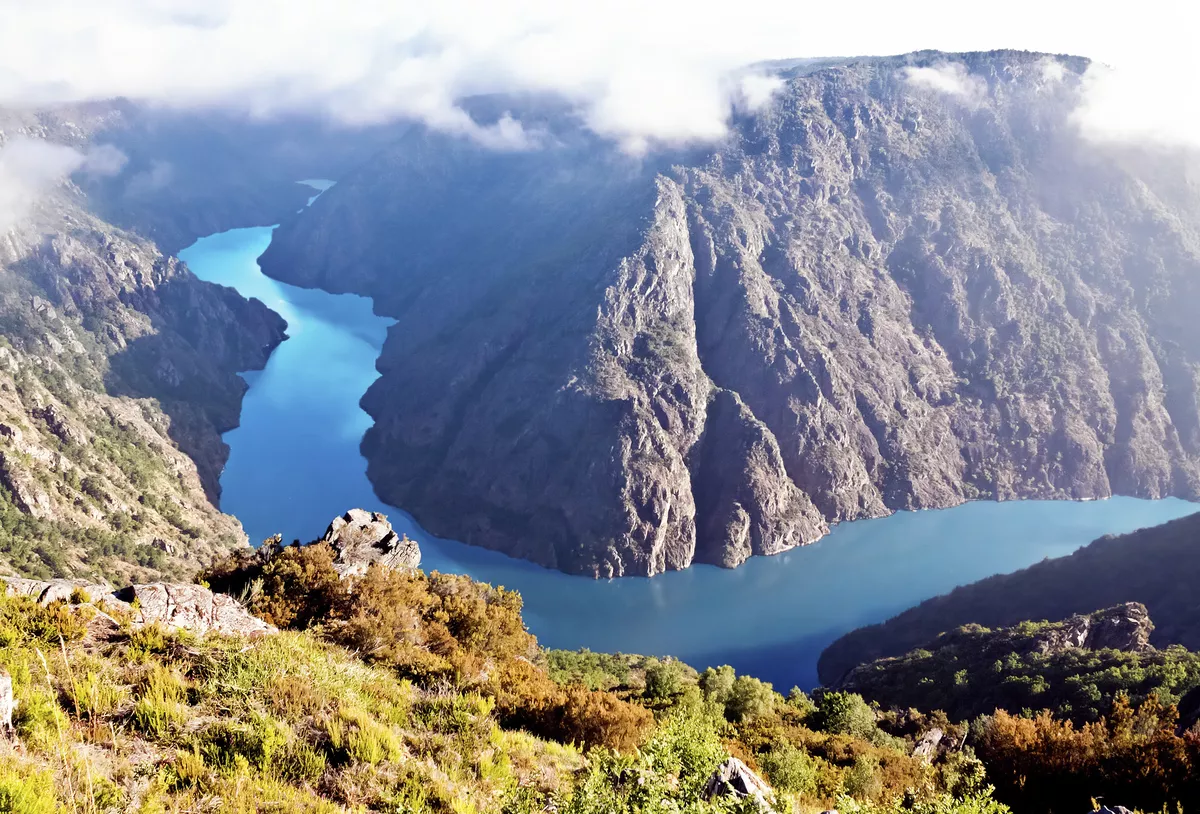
[259,50,1200,576]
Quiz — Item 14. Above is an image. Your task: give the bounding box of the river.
[179,184,1200,690]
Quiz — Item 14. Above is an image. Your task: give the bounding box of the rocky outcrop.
[115,582,276,637]
[1032,603,1153,655]
[703,757,776,811]
[321,509,421,576]
[912,728,945,762]
[4,577,114,605]
[2,576,275,637]
[263,50,1200,576]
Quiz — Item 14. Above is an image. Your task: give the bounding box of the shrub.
[758,741,818,795]
[65,667,126,720]
[195,713,290,774]
[844,755,884,801]
[131,666,189,739]
[0,758,57,814]
[643,658,686,701]
[276,740,327,785]
[699,665,776,722]
[815,691,879,740]
[14,686,68,750]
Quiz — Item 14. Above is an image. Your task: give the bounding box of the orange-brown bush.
[974,695,1200,813]
[493,659,652,752]
[202,539,342,629]
[206,544,652,752]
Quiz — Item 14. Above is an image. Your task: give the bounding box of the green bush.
[131,666,189,739]
[0,759,58,814]
[758,741,818,795]
[814,691,878,740]
[195,713,290,774]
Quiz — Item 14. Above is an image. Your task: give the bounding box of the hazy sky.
[0,0,1195,151]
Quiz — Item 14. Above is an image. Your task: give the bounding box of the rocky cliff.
[0,110,288,581]
[261,50,1200,576]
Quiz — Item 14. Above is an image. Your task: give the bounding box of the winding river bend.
[180,183,1200,690]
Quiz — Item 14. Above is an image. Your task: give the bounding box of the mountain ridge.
[260,49,1200,576]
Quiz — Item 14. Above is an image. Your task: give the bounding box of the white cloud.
[125,160,175,197]
[0,137,85,232]
[1074,57,1200,150]
[0,0,1196,153]
[736,73,786,113]
[903,62,987,107]
[81,144,130,177]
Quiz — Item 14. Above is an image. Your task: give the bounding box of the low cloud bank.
[0,1,1195,157]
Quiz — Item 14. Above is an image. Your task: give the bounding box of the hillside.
[837,602,1200,725]
[6,535,1200,814]
[0,543,1016,814]
[262,49,1200,576]
[818,512,1200,685]
[0,110,291,581]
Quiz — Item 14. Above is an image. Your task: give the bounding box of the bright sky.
[0,0,1195,149]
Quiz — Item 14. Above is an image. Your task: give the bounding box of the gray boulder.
[116,583,276,637]
[4,578,114,605]
[3,576,277,638]
[321,509,421,577]
[703,757,775,811]
[912,727,944,762]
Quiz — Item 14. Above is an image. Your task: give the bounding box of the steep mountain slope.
[0,113,288,581]
[262,50,1200,576]
[817,511,1200,685]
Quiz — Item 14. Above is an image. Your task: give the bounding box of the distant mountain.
[262,49,1200,576]
[817,511,1200,685]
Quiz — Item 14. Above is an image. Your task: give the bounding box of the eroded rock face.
[321,509,421,577]
[262,51,1200,575]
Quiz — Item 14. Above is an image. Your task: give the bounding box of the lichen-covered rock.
[2,576,275,638]
[703,757,775,811]
[321,509,421,576]
[3,577,114,605]
[116,583,276,637]
[912,728,944,762]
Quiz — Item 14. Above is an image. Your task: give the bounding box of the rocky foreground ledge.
[3,578,276,637]
[1,509,421,640]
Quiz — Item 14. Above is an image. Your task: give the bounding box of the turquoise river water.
[178,183,1200,689]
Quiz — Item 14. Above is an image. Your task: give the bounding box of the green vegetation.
[840,608,1200,725]
[11,533,1200,813]
[0,540,1015,813]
